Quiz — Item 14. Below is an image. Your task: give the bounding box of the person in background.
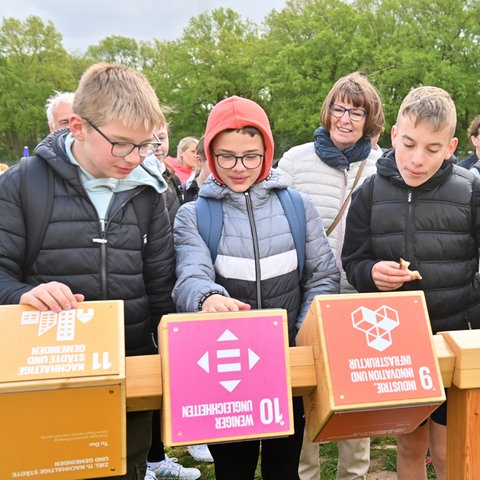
[45,90,75,132]
[0,62,175,480]
[182,136,211,203]
[173,134,214,466]
[342,86,480,480]
[370,128,387,154]
[146,124,202,480]
[0,163,9,174]
[173,95,340,480]
[153,126,183,216]
[277,71,385,480]
[457,114,480,170]
[168,136,199,183]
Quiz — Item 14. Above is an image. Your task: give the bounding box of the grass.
[165,436,438,479]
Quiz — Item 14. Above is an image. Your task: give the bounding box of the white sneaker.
[188,444,214,463]
[153,454,201,479]
[145,467,157,479]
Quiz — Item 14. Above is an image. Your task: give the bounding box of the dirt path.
[367,473,397,479]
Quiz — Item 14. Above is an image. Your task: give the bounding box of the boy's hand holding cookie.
[399,257,422,280]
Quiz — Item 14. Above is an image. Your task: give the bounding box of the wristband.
[198,290,223,310]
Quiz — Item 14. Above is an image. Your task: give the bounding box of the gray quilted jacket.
[173,169,340,344]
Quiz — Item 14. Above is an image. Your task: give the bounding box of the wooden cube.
[159,309,294,446]
[0,301,126,479]
[296,291,445,442]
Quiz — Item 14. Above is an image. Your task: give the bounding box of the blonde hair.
[177,136,199,158]
[320,72,385,138]
[397,86,457,137]
[73,63,165,131]
[0,163,9,173]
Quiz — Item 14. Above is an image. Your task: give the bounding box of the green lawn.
[165,436,437,479]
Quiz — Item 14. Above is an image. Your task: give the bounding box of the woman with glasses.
[277,71,385,480]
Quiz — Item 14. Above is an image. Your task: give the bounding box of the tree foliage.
[0,1,479,163]
[0,16,76,160]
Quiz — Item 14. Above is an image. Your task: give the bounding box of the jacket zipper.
[92,231,108,299]
[405,190,414,263]
[245,191,262,308]
[91,190,141,299]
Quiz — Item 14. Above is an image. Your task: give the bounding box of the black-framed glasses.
[214,153,264,169]
[329,103,368,122]
[84,118,161,157]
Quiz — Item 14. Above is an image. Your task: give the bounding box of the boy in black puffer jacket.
[342,86,480,480]
[0,62,176,480]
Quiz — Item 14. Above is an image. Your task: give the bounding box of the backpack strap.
[276,188,306,278]
[195,197,223,263]
[20,156,54,277]
[196,189,306,278]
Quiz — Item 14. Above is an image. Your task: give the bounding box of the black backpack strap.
[20,156,54,277]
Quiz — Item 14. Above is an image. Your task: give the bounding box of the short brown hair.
[397,86,457,137]
[467,114,480,146]
[320,72,385,138]
[73,62,165,132]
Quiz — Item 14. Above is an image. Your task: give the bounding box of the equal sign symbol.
[197,329,260,392]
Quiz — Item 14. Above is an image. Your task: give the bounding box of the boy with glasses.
[172,95,340,480]
[0,62,176,480]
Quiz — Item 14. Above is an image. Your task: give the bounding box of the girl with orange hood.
[173,96,340,480]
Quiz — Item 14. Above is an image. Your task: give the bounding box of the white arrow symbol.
[197,351,209,373]
[248,348,260,369]
[217,329,238,341]
[219,380,241,392]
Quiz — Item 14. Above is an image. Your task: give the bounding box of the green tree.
[144,8,263,150]
[258,0,374,153]
[355,0,480,154]
[1,2,478,162]
[85,35,144,69]
[0,16,76,162]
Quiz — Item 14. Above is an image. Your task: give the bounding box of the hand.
[201,294,251,313]
[371,261,413,291]
[20,281,85,312]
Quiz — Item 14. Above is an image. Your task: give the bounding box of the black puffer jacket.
[0,131,176,356]
[342,151,480,334]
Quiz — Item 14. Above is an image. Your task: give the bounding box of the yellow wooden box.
[0,301,126,479]
[296,291,445,442]
[440,330,480,389]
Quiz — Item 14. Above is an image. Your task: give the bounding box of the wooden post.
[446,386,480,479]
[441,330,480,480]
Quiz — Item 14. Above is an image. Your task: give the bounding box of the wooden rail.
[125,332,479,480]
[125,336,453,411]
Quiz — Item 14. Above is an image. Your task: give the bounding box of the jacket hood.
[204,96,274,184]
